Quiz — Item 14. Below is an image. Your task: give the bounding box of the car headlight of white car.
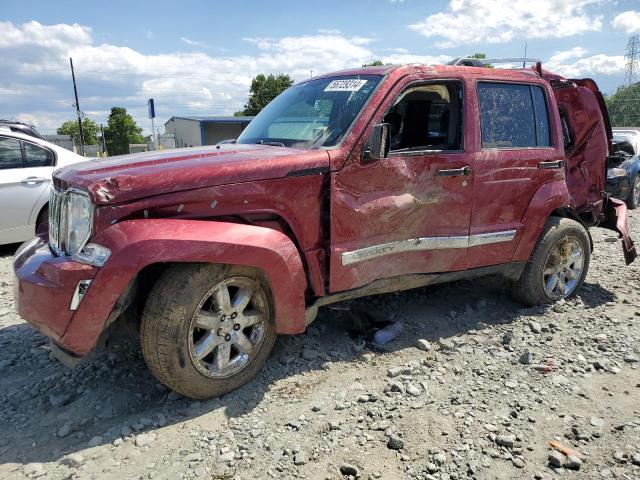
[607,167,627,179]
[49,188,110,266]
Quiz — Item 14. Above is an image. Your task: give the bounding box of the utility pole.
[523,42,527,68]
[69,57,85,156]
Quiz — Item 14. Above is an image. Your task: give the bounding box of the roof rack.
[447,57,541,68]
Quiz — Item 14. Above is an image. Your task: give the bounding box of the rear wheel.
[35,205,48,234]
[511,217,590,306]
[627,174,640,210]
[140,264,276,399]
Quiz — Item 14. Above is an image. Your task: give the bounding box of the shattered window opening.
[384,82,463,152]
[478,82,551,149]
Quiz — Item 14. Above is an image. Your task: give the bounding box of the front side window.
[237,75,383,148]
[478,82,551,148]
[384,82,462,152]
[24,142,54,167]
[0,137,24,170]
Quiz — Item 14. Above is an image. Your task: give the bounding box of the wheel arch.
[61,220,308,355]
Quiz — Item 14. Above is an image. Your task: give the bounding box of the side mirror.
[364,123,390,162]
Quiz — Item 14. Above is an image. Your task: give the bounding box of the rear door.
[467,80,565,268]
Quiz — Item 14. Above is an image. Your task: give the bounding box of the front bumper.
[13,237,99,355]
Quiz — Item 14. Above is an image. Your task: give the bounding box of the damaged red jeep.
[13,62,637,399]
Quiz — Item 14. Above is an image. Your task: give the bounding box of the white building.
[164,116,254,147]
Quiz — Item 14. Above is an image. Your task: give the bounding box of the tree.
[104,107,144,155]
[468,53,492,68]
[236,74,294,116]
[362,60,384,67]
[57,117,99,145]
[606,82,640,127]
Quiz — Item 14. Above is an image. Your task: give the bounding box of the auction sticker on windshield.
[324,79,368,92]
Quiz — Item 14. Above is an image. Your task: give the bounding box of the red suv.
[13,63,636,399]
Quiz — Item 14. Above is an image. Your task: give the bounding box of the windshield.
[236,74,383,148]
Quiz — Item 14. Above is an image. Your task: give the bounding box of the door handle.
[20,177,48,184]
[538,160,565,169]
[436,166,472,177]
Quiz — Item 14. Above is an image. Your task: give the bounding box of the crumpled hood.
[54,144,330,205]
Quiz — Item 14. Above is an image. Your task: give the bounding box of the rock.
[57,423,73,438]
[60,453,84,468]
[437,338,455,351]
[387,434,405,450]
[340,463,359,476]
[301,348,319,361]
[548,450,566,468]
[623,354,639,363]
[502,332,514,345]
[415,339,432,351]
[24,463,45,476]
[406,384,422,397]
[495,434,515,448]
[563,455,583,470]
[135,432,156,447]
[512,457,525,468]
[48,391,74,407]
[433,452,447,465]
[387,367,404,378]
[294,451,309,465]
[519,351,533,365]
[87,435,103,447]
[631,453,640,466]
[528,320,542,334]
[590,417,604,427]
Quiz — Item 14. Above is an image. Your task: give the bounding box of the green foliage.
[56,117,99,145]
[237,74,294,116]
[468,53,492,68]
[606,82,640,127]
[104,107,144,155]
[362,60,384,67]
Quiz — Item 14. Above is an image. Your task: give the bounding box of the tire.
[627,174,640,210]
[140,263,277,399]
[511,217,590,306]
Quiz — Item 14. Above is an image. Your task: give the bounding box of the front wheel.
[511,217,590,306]
[140,264,276,399]
[627,174,640,210]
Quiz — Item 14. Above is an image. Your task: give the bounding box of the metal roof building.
[164,115,254,147]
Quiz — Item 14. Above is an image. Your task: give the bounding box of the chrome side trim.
[468,229,516,247]
[341,230,517,266]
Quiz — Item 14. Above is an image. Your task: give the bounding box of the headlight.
[607,167,627,179]
[64,190,93,255]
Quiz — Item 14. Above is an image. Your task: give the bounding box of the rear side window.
[478,82,551,148]
[0,137,24,170]
[24,142,54,167]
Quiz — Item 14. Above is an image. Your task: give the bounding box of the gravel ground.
[0,212,639,480]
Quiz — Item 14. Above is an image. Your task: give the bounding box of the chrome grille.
[49,188,65,255]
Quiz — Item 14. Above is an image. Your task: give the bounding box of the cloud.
[0,22,386,134]
[145,30,154,40]
[408,0,603,48]
[180,36,208,48]
[545,47,625,77]
[612,10,640,34]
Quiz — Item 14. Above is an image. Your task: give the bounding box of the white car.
[0,127,86,245]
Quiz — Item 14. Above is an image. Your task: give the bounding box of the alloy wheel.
[542,236,585,300]
[188,276,268,378]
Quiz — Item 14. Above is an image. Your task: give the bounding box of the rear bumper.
[601,196,637,265]
[13,237,99,356]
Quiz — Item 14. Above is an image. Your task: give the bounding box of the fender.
[61,219,308,355]
[512,180,572,262]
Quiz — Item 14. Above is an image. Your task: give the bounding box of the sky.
[1,0,639,137]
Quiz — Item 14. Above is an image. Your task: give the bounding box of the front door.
[329,79,474,292]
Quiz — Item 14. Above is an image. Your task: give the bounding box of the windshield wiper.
[256,139,285,147]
